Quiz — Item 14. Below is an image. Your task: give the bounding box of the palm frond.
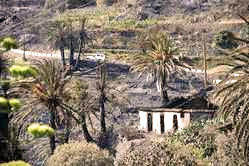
[214,46,249,159]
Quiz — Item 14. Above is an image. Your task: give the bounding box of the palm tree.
[67,79,95,143]
[97,62,108,133]
[214,46,249,160]
[49,20,67,67]
[128,32,190,104]
[95,62,130,136]
[13,59,73,153]
[74,17,89,70]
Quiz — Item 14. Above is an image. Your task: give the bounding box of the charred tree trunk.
[75,18,87,70]
[49,107,56,154]
[98,62,107,134]
[75,33,84,70]
[64,111,71,144]
[99,94,106,133]
[69,37,74,70]
[81,112,94,142]
[60,46,65,68]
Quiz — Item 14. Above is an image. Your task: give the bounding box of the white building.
[139,108,215,134]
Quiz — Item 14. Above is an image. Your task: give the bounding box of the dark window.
[180,112,184,118]
[173,115,178,132]
[160,114,165,134]
[147,113,153,132]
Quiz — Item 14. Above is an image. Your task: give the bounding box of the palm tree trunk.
[75,38,84,70]
[81,112,94,142]
[161,81,169,104]
[49,109,56,154]
[69,39,74,68]
[99,94,106,133]
[156,80,161,92]
[60,46,65,68]
[64,111,71,144]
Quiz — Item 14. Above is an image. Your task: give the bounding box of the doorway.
[173,115,178,132]
[147,113,153,132]
[160,114,165,133]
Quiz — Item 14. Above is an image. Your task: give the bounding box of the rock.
[137,11,149,20]
[120,31,136,38]
[0,17,6,23]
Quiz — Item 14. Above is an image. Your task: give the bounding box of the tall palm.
[97,62,108,133]
[128,32,189,104]
[95,62,130,136]
[74,17,91,70]
[214,46,249,160]
[49,20,67,67]
[13,59,73,153]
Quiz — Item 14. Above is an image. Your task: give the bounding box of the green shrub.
[9,98,22,111]
[47,141,113,166]
[0,161,30,166]
[0,97,8,110]
[0,37,18,51]
[0,97,22,112]
[27,123,55,138]
[213,31,238,49]
[171,120,216,158]
[211,133,247,166]
[116,139,208,166]
[9,65,37,78]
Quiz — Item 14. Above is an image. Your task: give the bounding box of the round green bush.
[47,141,113,166]
[9,98,22,111]
[9,65,23,77]
[9,65,37,78]
[27,123,55,138]
[0,97,9,110]
[0,160,30,166]
[0,37,18,51]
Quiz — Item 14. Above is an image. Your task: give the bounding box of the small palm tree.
[74,17,92,70]
[67,79,95,143]
[14,59,73,153]
[48,20,67,67]
[214,47,249,160]
[128,32,189,104]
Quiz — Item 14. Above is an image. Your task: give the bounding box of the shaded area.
[75,59,130,79]
[163,87,217,109]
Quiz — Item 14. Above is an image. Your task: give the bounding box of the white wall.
[164,112,191,132]
[152,112,161,134]
[139,111,191,134]
[139,111,147,131]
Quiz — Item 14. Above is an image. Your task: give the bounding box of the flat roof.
[138,107,216,113]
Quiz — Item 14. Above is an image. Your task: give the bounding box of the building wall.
[152,112,161,133]
[139,111,148,131]
[163,112,191,132]
[139,111,192,134]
